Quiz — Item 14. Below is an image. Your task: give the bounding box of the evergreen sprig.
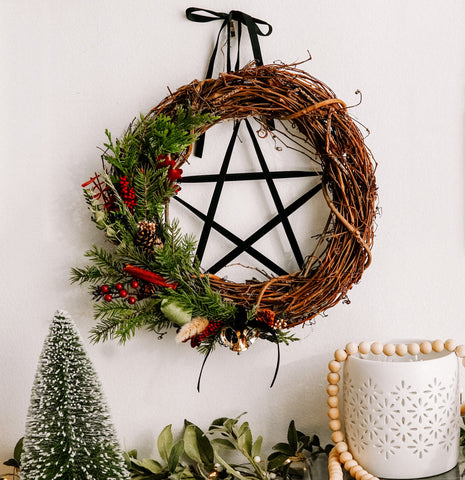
[73,104,296,358]
[133,167,167,221]
[91,298,166,344]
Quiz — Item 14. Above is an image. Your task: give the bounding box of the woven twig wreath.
[73,61,377,355]
[149,62,377,327]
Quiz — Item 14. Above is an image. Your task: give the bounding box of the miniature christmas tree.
[21,310,129,480]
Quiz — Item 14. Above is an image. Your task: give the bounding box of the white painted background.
[2,0,465,462]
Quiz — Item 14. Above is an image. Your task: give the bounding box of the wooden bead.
[335,441,348,453]
[407,342,420,356]
[340,451,353,463]
[327,395,339,408]
[383,343,395,356]
[361,473,374,480]
[334,348,348,362]
[331,430,344,443]
[344,459,357,470]
[329,419,342,431]
[329,360,341,373]
[328,407,340,420]
[358,341,370,354]
[328,447,338,459]
[370,341,383,355]
[432,339,444,352]
[327,384,339,396]
[329,470,342,478]
[395,343,407,356]
[455,344,465,357]
[330,473,343,480]
[420,341,432,354]
[355,470,368,480]
[350,465,363,476]
[328,372,340,384]
[445,339,456,352]
[345,342,359,355]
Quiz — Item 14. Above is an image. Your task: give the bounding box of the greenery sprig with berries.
[71,105,297,359]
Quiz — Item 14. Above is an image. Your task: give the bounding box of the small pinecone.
[137,281,158,299]
[256,309,287,330]
[136,220,163,251]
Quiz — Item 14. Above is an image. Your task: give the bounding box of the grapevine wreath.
[72,61,377,372]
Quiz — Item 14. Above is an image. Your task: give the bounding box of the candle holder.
[344,349,460,478]
[326,340,464,480]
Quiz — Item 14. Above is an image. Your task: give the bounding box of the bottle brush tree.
[20,310,129,480]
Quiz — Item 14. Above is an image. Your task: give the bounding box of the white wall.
[2,0,465,462]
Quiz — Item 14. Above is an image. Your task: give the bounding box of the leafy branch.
[125,414,332,480]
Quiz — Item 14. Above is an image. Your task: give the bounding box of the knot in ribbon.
[186,7,272,76]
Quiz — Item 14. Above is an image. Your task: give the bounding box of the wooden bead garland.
[327,339,464,480]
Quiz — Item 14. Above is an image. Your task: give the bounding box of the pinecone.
[256,309,287,330]
[136,220,163,252]
[137,281,158,299]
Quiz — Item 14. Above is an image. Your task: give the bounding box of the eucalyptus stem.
[213,452,250,480]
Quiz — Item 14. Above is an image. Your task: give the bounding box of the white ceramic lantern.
[343,350,460,479]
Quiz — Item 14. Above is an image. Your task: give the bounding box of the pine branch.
[163,288,236,324]
[102,130,129,175]
[133,167,167,221]
[260,330,300,345]
[91,298,166,343]
[84,246,123,276]
[70,265,103,285]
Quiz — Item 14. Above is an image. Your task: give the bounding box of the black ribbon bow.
[185,7,272,76]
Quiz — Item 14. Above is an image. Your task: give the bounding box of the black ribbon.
[196,318,281,392]
[186,7,273,157]
[176,115,321,275]
[244,119,304,268]
[184,9,288,390]
[186,7,272,75]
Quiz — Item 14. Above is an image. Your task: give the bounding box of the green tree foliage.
[21,310,129,480]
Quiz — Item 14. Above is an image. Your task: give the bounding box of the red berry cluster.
[119,176,137,212]
[190,321,223,347]
[100,280,140,305]
[157,155,183,194]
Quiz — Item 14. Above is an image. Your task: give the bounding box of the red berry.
[115,283,123,290]
[131,281,139,289]
[104,294,113,302]
[101,285,109,294]
[119,289,128,298]
[127,297,136,305]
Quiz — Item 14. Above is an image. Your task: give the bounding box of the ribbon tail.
[196,341,214,392]
[269,328,281,388]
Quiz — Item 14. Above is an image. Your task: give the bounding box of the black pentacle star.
[174,118,322,277]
